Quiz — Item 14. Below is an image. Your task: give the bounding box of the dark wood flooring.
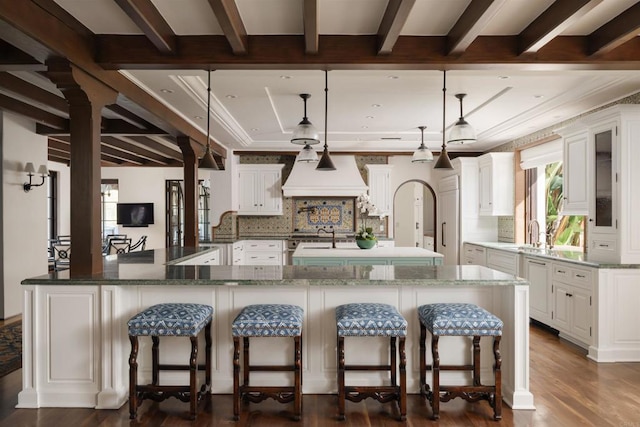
[0,323,639,426]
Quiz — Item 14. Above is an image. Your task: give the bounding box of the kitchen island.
[292,245,444,265]
[18,248,533,412]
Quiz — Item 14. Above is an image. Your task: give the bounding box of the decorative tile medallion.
[293,199,354,233]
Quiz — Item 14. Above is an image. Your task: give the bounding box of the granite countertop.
[22,248,525,287]
[467,241,639,268]
[293,245,444,258]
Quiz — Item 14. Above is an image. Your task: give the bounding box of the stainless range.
[286,233,354,264]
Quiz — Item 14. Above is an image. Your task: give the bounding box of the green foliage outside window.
[545,162,584,248]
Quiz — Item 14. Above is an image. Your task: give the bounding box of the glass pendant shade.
[316,70,336,171]
[199,70,219,170]
[434,70,454,170]
[412,126,434,163]
[447,93,476,144]
[296,143,318,162]
[291,93,320,145]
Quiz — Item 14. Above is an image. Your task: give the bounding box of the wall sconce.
[24,162,48,192]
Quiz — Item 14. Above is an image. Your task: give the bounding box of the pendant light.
[411,126,434,163]
[434,70,454,170]
[296,143,318,162]
[447,93,476,144]
[316,70,336,171]
[291,93,320,145]
[199,69,219,170]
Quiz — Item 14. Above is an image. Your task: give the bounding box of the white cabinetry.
[561,130,589,215]
[477,153,514,216]
[243,240,284,265]
[175,249,221,266]
[551,262,592,346]
[237,164,284,215]
[523,256,552,324]
[365,164,393,215]
[486,248,518,276]
[462,243,486,265]
[232,241,245,265]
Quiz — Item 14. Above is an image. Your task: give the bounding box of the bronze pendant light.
[199,69,219,170]
[434,70,454,170]
[316,70,336,171]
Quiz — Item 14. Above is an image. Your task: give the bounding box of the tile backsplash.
[293,198,355,233]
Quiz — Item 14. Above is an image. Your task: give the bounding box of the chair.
[418,303,503,421]
[129,235,147,252]
[335,303,407,421]
[108,238,131,254]
[51,240,71,271]
[103,234,127,255]
[232,304,304,421]
[128,303,213,420]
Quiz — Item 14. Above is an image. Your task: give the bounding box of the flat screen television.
[117,203,154,227]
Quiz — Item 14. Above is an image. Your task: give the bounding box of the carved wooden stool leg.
[337,335,346,421]
[390,336,397,387]
[233,337,240,421]
[493,336,503,421]
[473,336,481,386]
[189,336,199,420]
[128,335,139,419]
[419,323,427,395]
[205,321,212,389]
[399,337,407,421]
[152,336,159,385]
[294,335,302,421]
[431,334,440,420]
[243,337,250,392]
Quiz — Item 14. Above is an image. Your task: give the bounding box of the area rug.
[0,321,21,377]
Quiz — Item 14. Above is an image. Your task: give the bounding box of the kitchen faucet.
[527,219,541,247]
[317,228,336,248]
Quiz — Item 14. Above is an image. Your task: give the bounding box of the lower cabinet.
[463,243,487,265]
[523,256,552,324]
[241,240,284,266]
[551,263,593,345]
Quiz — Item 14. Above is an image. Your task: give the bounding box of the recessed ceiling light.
[498,76,509,80]
[361,126,368,129]
[371,104,381,108]
[251,128,259,131]
[194,116,204,120]
[226,94,237,99]
[387,75,399,80]
[160,88,173,93]
[280,75,291,79]
[534,95,544,99]
[365,115,374,119]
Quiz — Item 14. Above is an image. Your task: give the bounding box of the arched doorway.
[393,180,436,249]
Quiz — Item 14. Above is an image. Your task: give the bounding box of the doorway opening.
[393,180,436,249]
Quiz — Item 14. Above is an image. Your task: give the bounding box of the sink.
[518,246,554,254]
[304,247,332,249]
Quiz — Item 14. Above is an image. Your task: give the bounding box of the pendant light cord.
[206,70,211,151]
[324,70,328,150]
[442,70,446,150]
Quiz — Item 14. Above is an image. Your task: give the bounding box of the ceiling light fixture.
[447,93,476,144]
[412,126,434,163]
[316,70,336,171]
[434,71,454,170]
[296,143,318,163]
[291,93,320,145]
[198,70,219,170]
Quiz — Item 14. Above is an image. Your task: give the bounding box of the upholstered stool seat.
[232,304,304,421]
[418,303,503,421]
[128,303,213,420]
[335,303,407,421]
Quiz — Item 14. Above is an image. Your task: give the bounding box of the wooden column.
[177,136,199,248]
[47,59,117,276]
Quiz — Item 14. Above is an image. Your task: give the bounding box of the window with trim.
[101,180,119,241]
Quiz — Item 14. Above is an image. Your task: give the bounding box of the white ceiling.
[52,0,640,154]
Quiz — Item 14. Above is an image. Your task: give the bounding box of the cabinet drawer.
[244,240,283,251]
[552,263,592,290]
[590,238,616,253]
[245,252,282,265]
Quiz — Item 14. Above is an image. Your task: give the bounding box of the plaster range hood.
[282,155,368,197]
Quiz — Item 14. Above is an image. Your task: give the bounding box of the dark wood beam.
[207,0,248,55]
[0,71,68,113]
[49,137,127,165]
[377,0,416,55]
[100,118,168,135]
[31,0,93,39]
[177,136,199,248]
[53,135,146,165]
[303,0,318,54]
[113,0,176,54]
[0,92,67,128]
[127,135,183,160]
[101,135,174,165]
[95,34,640,69]
[105,104,153,129]
[588,2,640,56]
[0,40,45,71]
[447,0,506,55]
[519,0,602,54]
[0,0,227,158]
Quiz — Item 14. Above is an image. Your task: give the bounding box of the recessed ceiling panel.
[402,0,470,36]
[562,0,640,35]
[481,0,555,35]
[53,0,141,34]
[237,0,303,34]
[319,0,388,35]
[152,0,223,35]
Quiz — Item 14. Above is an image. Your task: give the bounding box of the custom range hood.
[282,155,368,197]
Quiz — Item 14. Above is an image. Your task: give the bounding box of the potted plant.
[355,193,378,249]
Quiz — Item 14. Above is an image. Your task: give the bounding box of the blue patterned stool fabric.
[336,303,407,337]
[418,303,503,336]
[232,304,303,337]
[128,303,213,337]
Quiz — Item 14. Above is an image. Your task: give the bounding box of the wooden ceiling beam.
[31,0,93,39]
[0,40,45,71]
[519,0,602,55]
[101,135,174,165]
[207,0,248,55]
[447,0,505,55]
[127,135,183,160]
[100,118,168,135]
[113,0,176,54]
[0,92,67,128]
[105,104,153,129]
[588,2,640,56]
[95,34,640,69]
[303,0,318,54]
[0,71,68,113]
[377,0,416,55]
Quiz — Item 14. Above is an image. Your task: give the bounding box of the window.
[198,182,211,242]
[101,180,119,241]
[47,171,57,243]
[544,162,584,249]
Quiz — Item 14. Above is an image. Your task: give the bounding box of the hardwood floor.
[0,323,639,426]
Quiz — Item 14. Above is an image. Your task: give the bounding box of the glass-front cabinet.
[591,124,615,233]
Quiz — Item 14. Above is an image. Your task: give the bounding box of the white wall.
[208,155,236,227]
[1,112,48,318]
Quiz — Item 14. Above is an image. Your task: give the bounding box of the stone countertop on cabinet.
[22,248,525,287]
[466,241,640,269]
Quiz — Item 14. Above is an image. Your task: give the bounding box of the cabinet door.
[570,287,591,343]
[260,169,282,214]
[366,165,393,215]
[562,131,589,215]
[552,283,571,332]
[437,189,459,265]
[525,258,551,323]
[589,124,616,234]
[238,170,260,212]
[478,162,492,214]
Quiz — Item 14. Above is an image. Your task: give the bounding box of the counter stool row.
[127,301,503,421]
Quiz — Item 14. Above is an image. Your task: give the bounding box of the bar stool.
[335,302,407,421]
[232,304,304,421]
[127,303,213,420]
[418,303,503,421]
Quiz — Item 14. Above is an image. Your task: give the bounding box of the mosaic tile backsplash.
[294,199,355,233]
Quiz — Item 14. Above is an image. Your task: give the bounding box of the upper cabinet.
[561,130,589,215]
[365,164,393,216]
[237,164,284,215]
[477,152,514,216]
